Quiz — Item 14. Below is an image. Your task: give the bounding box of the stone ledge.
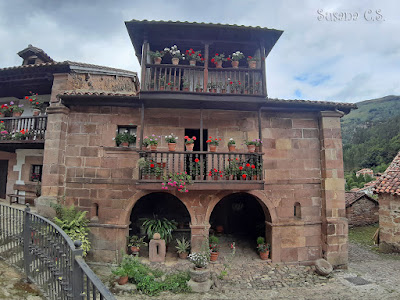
[88,223,129,229]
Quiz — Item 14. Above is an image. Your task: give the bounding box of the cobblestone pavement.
[103,240,400,300]
[0,260,43,299]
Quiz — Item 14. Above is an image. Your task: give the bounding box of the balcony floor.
[137,180,264,191]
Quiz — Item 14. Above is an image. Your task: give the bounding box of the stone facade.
[379,194,400,253]
[346,194,378,227]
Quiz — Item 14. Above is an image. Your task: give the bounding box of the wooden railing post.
[23,204,32,278]
[72,240,84,299]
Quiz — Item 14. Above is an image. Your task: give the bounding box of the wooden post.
[141,40,148,91]
[260,44,267,97]
[258,107,263,152]
[139,102,145,150]
[200,107,204,179]
[203,43,209,92]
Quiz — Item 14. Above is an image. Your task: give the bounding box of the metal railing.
[0,203,115,300]
[139,150,263,181]
[0,115,47,141]
[143,64,265,95]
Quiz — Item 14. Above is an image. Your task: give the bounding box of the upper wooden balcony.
[0,115,47,152]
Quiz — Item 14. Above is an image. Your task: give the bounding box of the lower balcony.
[137,150,264,191]
[0,116,47,152]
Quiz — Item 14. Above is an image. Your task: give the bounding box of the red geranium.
[242,174,247,179]
[246,163,250,167]
[195,158,199,163]
[150,164,155,168]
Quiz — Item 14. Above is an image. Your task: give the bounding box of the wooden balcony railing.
[0,116,47,142]
[143,64,265,96]
[138,151,263,185]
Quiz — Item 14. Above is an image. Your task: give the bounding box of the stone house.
[374,151,400,253]
[356,168,374,178]
[345,192,378,227]
[0,20,356,268]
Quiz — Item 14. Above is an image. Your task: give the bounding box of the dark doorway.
[0,160,8,199]
[184,128,208,151]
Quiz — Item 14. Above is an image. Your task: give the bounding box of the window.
[27,59,36,65]
[31,165,43,182]
[115,126,137,147]
[294,202,301,219]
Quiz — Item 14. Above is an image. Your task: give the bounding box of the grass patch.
[348,224,379,249]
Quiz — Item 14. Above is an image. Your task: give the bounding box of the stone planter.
[231,60,239,68]
[185,143,194,151]
[172,58,179,65]
[168,143,176,151]
[189,267,210,283]
[154,57,162,64]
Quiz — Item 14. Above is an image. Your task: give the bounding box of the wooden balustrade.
[0,115,47,142]
[143,64,265,96]
[138,150,263,183]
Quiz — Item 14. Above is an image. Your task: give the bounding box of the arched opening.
[294,202,301,219]
[209,192,271,257]
[129,192,191,255]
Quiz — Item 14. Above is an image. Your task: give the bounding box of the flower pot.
[121,142,129,147]
[241,174,248,180]
[189,267,210,283]
[0,113,4,118]
[252,175,258,180]
[248,61,257,69]
[178,252,188,259]
[117,275,129,285]
[186,143,194,151]
[189,60,196,66]
[160,86,165,91]
[172,58,179,65]
[154,57,162,64]
[212,88,217,93]
[221,89,226,94]
[210,252,219,261]
[209,145,217,152]
[130,246,140,253]
[168,143,176,151]
[231,61,239,68]
[228,145,236,152]
[183,87,189,91]
[260,251,269,260]
[195,88,202,93]
[244,90,249,94]
[247,145,256,153]
[255,146,261,152]
[13,112,22,117]
[216,61,223,68]
[150,144,158,151]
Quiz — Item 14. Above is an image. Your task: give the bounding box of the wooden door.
[0,160,8,199]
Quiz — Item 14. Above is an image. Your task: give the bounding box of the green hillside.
[341,95,400,172]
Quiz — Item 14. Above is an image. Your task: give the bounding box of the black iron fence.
[0,203,115,300]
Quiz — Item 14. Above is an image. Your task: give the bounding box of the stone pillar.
[319,111,348,267]
[190,224,210,252]
[36,103,70,217]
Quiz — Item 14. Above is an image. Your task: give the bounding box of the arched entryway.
[209,192,272,257]
[129,192,191,254]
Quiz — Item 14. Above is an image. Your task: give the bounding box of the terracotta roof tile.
[345,192,378,207]
[374,151,400,195]
[61,90,137,97]
[266,98,357,109]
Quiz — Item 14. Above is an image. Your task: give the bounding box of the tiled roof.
[61,90,138,97]
[345,192,378,207]
[374,151,400,195]
[266,98,357,109]
[0,60,137,77]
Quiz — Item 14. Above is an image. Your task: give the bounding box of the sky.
[0,0,399,103]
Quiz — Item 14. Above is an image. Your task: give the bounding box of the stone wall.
[379,194,400,253]
[346,197,379,227]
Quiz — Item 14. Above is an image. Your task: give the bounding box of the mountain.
[341,95,400,172]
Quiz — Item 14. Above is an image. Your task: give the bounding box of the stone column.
[36,103,69,217]
[190,224,210,252]
[319,111,348,267]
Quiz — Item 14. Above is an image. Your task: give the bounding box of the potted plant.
[209,235,219,261]
[141,136,151,150]
[159,76,166,90]
[112,263,130,285]
[207,82,217,93]
[164,45,185,65]
[165,133,178,151]
[161,172,192,193]
[184,135,196,151]
[195,83,203,93]
[206,136,221,152]
[0,104,11,117]
[182,80,190,91]
[28,92,45,115]
[245,140,257,153]
[254,139,263,152]
[228,138,236,152]
[176,236,190,259]
[210,53,227,68]
[128,235,147,255]
[11,103,24,117]
[247,56,258,69]
[142,216,178,243]
[148,134,160,151]
[218,82,227,93]
[229,51,245,68]
[149,50,164,64]
[188,252,210,282]
[185,49,204,66]
[114,130,136,147]
[208,168,223,180]
[256,237,270,260]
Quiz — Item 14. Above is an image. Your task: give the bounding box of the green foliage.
[344,172,375,191]
[175,236,190,254]
[142,216,177,242]
[256,236,265,245]
[51,203,91,256]
[127,235,147,248]
[113,255,190,296]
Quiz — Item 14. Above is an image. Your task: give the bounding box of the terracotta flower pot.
[172,58,179,65]
[210,252,219,261]
[178,252,188,259]
[252,175,258,180]
[248,61,257,69]
[150,144,158,151]
[160,86,165,91]
[154,57,162,64]
[209,145,217,152]
[183,87,189,91]
[228,145,236,152]
[247,145,256,153]
[121,142,129,147]
[186,143,194,151]
[13,112,22,117]
[130,246,140,253]
[117,275,129,285]
[231,60,239,68]
[255,146,261,152]
[221,89,226,94]
[195,88,203,93]
[259,251,269,260]
[216,61,223,68]
[168,143,176,151]
[189,60,196,66]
